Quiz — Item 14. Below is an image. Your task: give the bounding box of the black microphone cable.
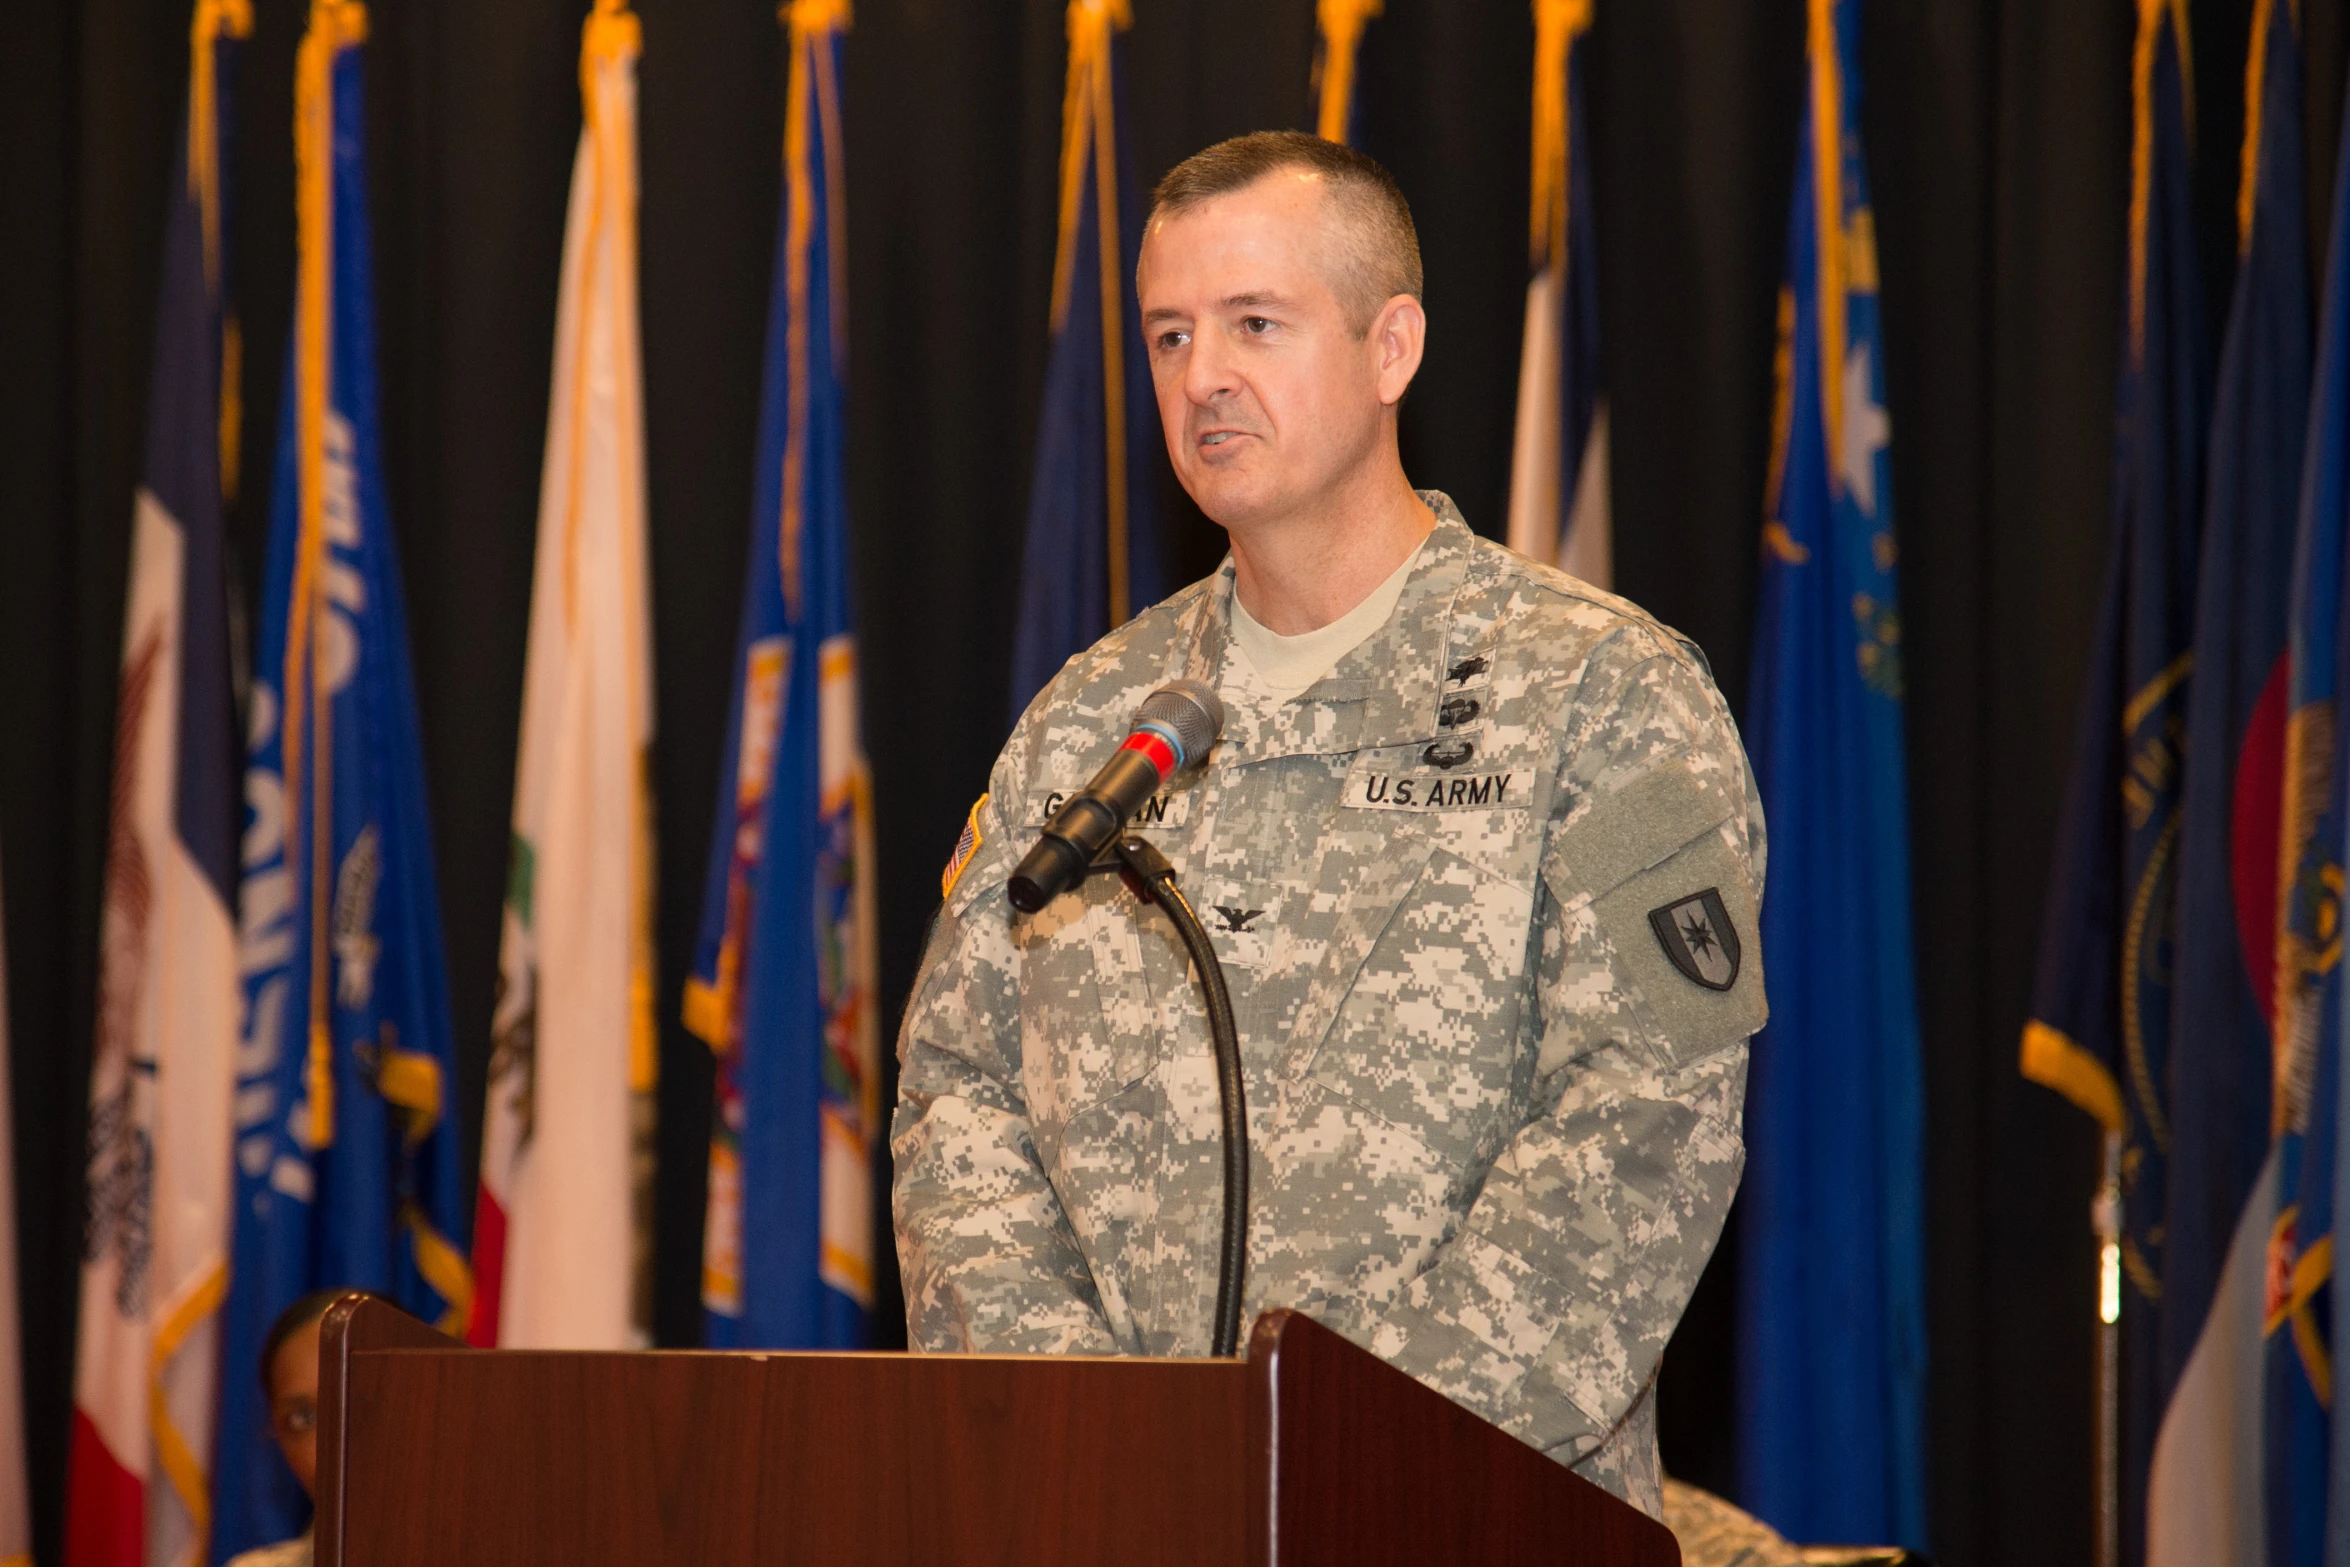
[1113,834,1248,1358]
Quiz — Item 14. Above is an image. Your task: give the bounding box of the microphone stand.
[1109,834,1250,1357]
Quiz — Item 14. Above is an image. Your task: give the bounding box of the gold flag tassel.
[1313,0,1381,145]
[580,0,664,1339]
[1528,0,1591,272]
[2236,0,2289,258]
[779,0,853,615]
[1049,1,1135,625]
[192,0,254,501]
[2127,0,2198,365]
[1805,0,1848,487]
[287,0,369,1150]
[683,0,853,1052]
[564,0,644,633]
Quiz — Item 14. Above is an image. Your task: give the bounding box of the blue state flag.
[2264,31,2350,1567]
[2138,0,2311,1558]
[214,5,471,1557]
[1734,0,1927,1547]
[2016,4,2210,1560]
[1006,0,1164,721]
[682,0,878,1350]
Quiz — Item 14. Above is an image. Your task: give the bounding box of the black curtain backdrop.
[0,1,2324,1561]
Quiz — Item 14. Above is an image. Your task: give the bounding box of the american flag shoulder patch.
[941,793,987,900]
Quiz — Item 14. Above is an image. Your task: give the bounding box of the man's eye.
[1155,330,1188,351]
[1242,316,1274,334]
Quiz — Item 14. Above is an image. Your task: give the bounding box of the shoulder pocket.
[1542,762,1764,1070]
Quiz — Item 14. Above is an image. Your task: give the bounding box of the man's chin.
[1183,481,1276,534]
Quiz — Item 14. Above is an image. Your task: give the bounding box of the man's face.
[1138,173,1411,530]
[269,1317,323,1499]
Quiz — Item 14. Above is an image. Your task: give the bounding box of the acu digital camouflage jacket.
[892,496,1767,1515]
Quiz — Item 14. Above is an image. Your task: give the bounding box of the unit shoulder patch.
[1648,888,1741,991]
[941,793,987,900]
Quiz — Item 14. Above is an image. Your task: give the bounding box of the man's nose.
[1184,326,1236,406]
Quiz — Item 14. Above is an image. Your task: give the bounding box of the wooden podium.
[316,1294,1680,1566]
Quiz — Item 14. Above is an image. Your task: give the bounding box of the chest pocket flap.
[1012,871,1163,1133]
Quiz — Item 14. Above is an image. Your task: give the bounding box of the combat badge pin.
[1648,889,1741,991]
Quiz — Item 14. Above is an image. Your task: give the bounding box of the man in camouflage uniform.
[892,131,1766,1519]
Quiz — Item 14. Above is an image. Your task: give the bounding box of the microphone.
[1007,679,1225,913]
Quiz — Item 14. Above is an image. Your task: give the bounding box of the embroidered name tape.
[1343,768,1523,812]
[1027,788,1191,830]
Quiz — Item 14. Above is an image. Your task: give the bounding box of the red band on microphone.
[1120,730,1178,779]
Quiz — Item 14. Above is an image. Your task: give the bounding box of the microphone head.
[1135,679,1225,771]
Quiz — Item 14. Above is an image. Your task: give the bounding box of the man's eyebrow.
[1142,292,1294,326]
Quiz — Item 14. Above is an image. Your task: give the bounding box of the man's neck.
[1226,464,1434,635]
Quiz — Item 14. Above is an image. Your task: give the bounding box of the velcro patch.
[941,793,986,900]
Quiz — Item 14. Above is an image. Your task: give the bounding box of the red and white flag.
[468,0,658,1350]
[1,857,32,1567]
[66,5,248,1564]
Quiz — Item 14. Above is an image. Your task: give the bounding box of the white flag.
[1507,271,1612,585]
[67,9,247,1561]
[468,0,657,1351]
[71,492,243,1567]
[1506,0,1611,587]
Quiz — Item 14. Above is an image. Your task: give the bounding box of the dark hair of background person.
[0,2,2331,1563]
[258,1289,366,1394]
[1148,126,1424,322]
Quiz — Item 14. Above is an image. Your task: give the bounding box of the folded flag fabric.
[2141,2,2311,1559]
[2017,4,2212,1561]
[2260,10,2350,1566]
[684,0,879,1350]
[468,0,658,1354]
[2,860,34,1567]
[1505,0,1608,586]
[1006,0,1166,722]
[213,4,471,1555]
[1735,0,1929,1547]
[67,6,249,1565]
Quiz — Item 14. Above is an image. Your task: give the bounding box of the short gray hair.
[1148,131,1422,335]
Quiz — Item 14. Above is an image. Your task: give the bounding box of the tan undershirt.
[1228,539,1427,700]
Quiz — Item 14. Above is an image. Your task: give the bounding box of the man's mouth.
[1199,430,1245,447]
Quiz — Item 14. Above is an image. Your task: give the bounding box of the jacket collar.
[1178,492,1478,761]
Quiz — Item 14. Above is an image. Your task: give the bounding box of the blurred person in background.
[226,1290,371,1567]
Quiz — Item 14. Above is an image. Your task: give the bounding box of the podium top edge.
[350,1346,1246,1367]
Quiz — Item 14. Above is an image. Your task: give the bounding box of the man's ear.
[1371,293,1425,407]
